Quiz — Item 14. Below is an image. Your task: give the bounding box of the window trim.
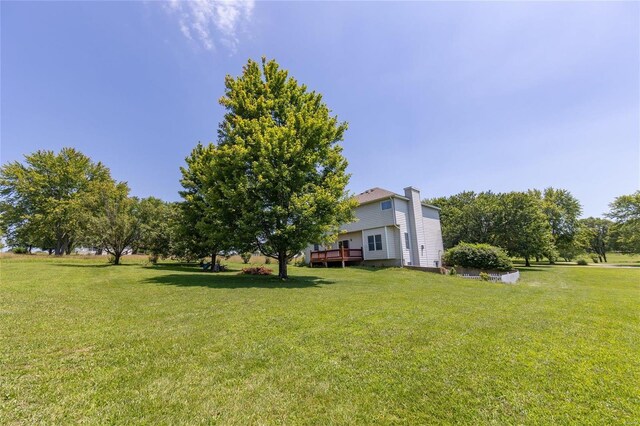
[367,234,383,251]
[380,200,392,210]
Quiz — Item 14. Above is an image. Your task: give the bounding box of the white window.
[367,234,383,251]
[313,244,320,251]
[381,200,392,210]
[404,232,410,249]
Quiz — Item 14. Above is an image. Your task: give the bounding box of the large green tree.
[577,217,612,262]
[176,143,232,266]
[86,181,140,265]
[0,148,111,255]
[532,188,583,262]
[606,191,640,254]
[208,58,356,278]
[492,192,554,266]
[136,197,177,263]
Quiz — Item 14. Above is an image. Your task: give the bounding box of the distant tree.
[533,188,582,263]
[208,58,356,278]
[0,148,111,255]
[86,182,140,265]
[176,143,232,266]
[492,192,554,267]
[577,218,612,262]
[606,191,640,254]
[426,191,500,249]
[136,197,177,263]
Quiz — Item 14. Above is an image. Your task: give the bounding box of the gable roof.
[354,187,405,205]
[354,186,442,210]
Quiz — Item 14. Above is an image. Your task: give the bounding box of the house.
[305,186,444,268]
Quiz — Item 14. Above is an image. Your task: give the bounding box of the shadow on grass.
[516,267,552,273]
[54,263,136,268]
[142,269,336,289]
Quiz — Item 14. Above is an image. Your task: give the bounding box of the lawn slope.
[1,256,638,424]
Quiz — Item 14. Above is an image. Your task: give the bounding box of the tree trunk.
[525,256,531,267]
[210,252,217,272]
[48,248,53,255]
[535,256,540,262]
[54,241,64,256]
[113,252,121,265]
[602,252,607,263]
[278,252,288,279]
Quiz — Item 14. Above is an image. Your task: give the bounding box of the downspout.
[391,196,404,267]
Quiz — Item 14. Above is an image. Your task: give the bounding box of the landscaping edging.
[451,267,520,283]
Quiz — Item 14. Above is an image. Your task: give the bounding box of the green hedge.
[443,242,513,271]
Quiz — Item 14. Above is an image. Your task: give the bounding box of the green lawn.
[1,256,639,424]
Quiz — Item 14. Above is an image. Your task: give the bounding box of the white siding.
[362,227,393,260]
[405,187,428,266]
[421,205,444,267]
[394,199,413,265]
[342,201,395,233]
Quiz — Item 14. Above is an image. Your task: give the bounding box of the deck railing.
[310,248,363,264]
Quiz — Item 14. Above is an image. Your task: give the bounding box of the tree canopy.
[206,58,356,278]
[607,191,640,254]
[0,147,112,254]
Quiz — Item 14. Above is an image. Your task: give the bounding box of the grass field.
[1,256,639,424]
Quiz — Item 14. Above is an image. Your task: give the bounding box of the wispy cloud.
[165,0,254,52]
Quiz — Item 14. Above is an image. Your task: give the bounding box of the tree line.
[426,188,640,266]
[0,58,355,279]
[2,58,638,275]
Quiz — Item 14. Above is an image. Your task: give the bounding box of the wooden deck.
[310,248,363,267]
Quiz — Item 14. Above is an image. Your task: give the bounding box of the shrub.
[148,254,159,264]
[242,266,273,275]
[11,247,28,254]
[576,258,588,265]
[449,267,457,276]
[264,257,272,264]
[294,255,306,267]
[443,242,513,271]
[589,254,599,263]
[479,272,490,281]
[240,252,252,264]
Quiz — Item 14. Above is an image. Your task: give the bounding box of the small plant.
[107,255,116,264]
[240,252,252,264]
[589,254,599,263]
[479,272,490,281]
[264,257,272,264]
[576,258,588,266]
[242,266,273,275]
[11,247,28,254]
[449,267,457,276]
[148,254,159,265]
[294,255,306,267]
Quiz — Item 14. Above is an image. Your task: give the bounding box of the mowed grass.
[1,256,638,424]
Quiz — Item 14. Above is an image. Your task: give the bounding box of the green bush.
[11,247,28,254]
[448,267,457,276]
[443,242,513,271]
[264,257,272,264]
[240,252,252,264]
[576,258,588,265]
[479,272,490,281]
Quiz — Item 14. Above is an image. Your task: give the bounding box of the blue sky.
[2,1,638,218]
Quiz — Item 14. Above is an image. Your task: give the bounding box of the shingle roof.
[354,187,403,205]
